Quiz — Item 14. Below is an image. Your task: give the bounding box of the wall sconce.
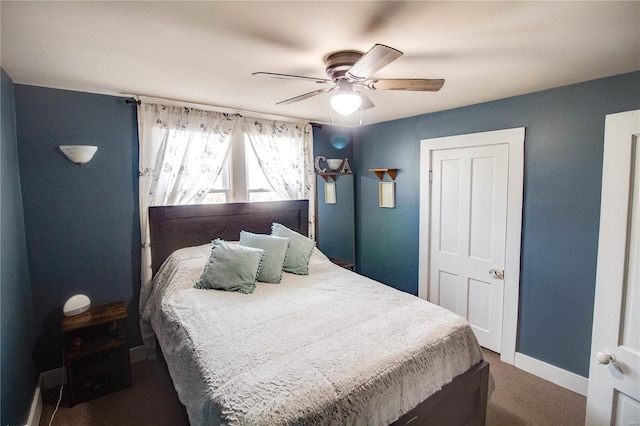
[59,145,98,165]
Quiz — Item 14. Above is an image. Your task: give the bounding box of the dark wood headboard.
[149,200,309,276]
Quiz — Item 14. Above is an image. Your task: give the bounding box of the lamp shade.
[326,159,343,171]
[330,92,362,116]
[59,145,98,165]
[330,80,362,116]
[63,294,91,317]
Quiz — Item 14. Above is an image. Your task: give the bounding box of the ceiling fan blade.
[367,78,445,91]
[275,88,332,105]
[253,72,332,85]
[346,44,403,81]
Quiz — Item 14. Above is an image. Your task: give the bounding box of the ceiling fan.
[253,44,444,116]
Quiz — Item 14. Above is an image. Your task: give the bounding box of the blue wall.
[14,85,141,372]
[315,174,355,263]
[348,71,640,377]
[313,125,356,263]
[1,69,38,425]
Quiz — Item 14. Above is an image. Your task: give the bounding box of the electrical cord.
[48,349,65,426]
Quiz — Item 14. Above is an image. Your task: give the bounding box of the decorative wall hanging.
[324,182,336,204]
[315,156,352,182]
[369,168,397,208]
[379,182,395,208]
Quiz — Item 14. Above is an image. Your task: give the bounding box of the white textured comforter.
[142,245,484,426]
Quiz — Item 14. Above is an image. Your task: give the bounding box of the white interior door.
[586,110,640,426]
[430,144,508,352]
[419,128,524,363]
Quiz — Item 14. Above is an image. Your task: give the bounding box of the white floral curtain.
[138,102,239,356]
[242,118,316,239]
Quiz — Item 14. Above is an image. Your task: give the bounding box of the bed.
[142,200,490,425]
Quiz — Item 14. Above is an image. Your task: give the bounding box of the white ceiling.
[2,1,639,126]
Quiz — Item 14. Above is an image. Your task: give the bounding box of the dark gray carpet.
[40,349,586,425]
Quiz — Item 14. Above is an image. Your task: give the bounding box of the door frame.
[418,127,525,365]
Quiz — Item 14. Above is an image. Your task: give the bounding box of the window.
[201,157,230,203]
[203,127,283,203]
[245,138,281,202]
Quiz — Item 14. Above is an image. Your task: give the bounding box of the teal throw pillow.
[271,223,315,275]
[195,239,265,294]
[239,231,290,283]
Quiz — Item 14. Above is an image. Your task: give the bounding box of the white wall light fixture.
[59,145,98,165]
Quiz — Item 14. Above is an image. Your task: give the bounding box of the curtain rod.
[125,98,243,118]
[124,95,313,125]
[126,97,322,128]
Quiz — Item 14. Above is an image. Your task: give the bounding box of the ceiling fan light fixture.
[330,81,362,116]
[330,92,361,116]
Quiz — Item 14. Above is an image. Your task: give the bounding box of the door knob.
[489,268,504,280]
[596,351,616,365]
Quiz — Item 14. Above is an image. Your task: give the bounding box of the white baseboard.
[26,375,43,426]
[514,352,588,396]
[31,345,148,425]
[42,366,67,390]
[129,344,148,364]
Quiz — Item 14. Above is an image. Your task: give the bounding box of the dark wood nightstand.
[61,301,132,406]
[329,257,355,271]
